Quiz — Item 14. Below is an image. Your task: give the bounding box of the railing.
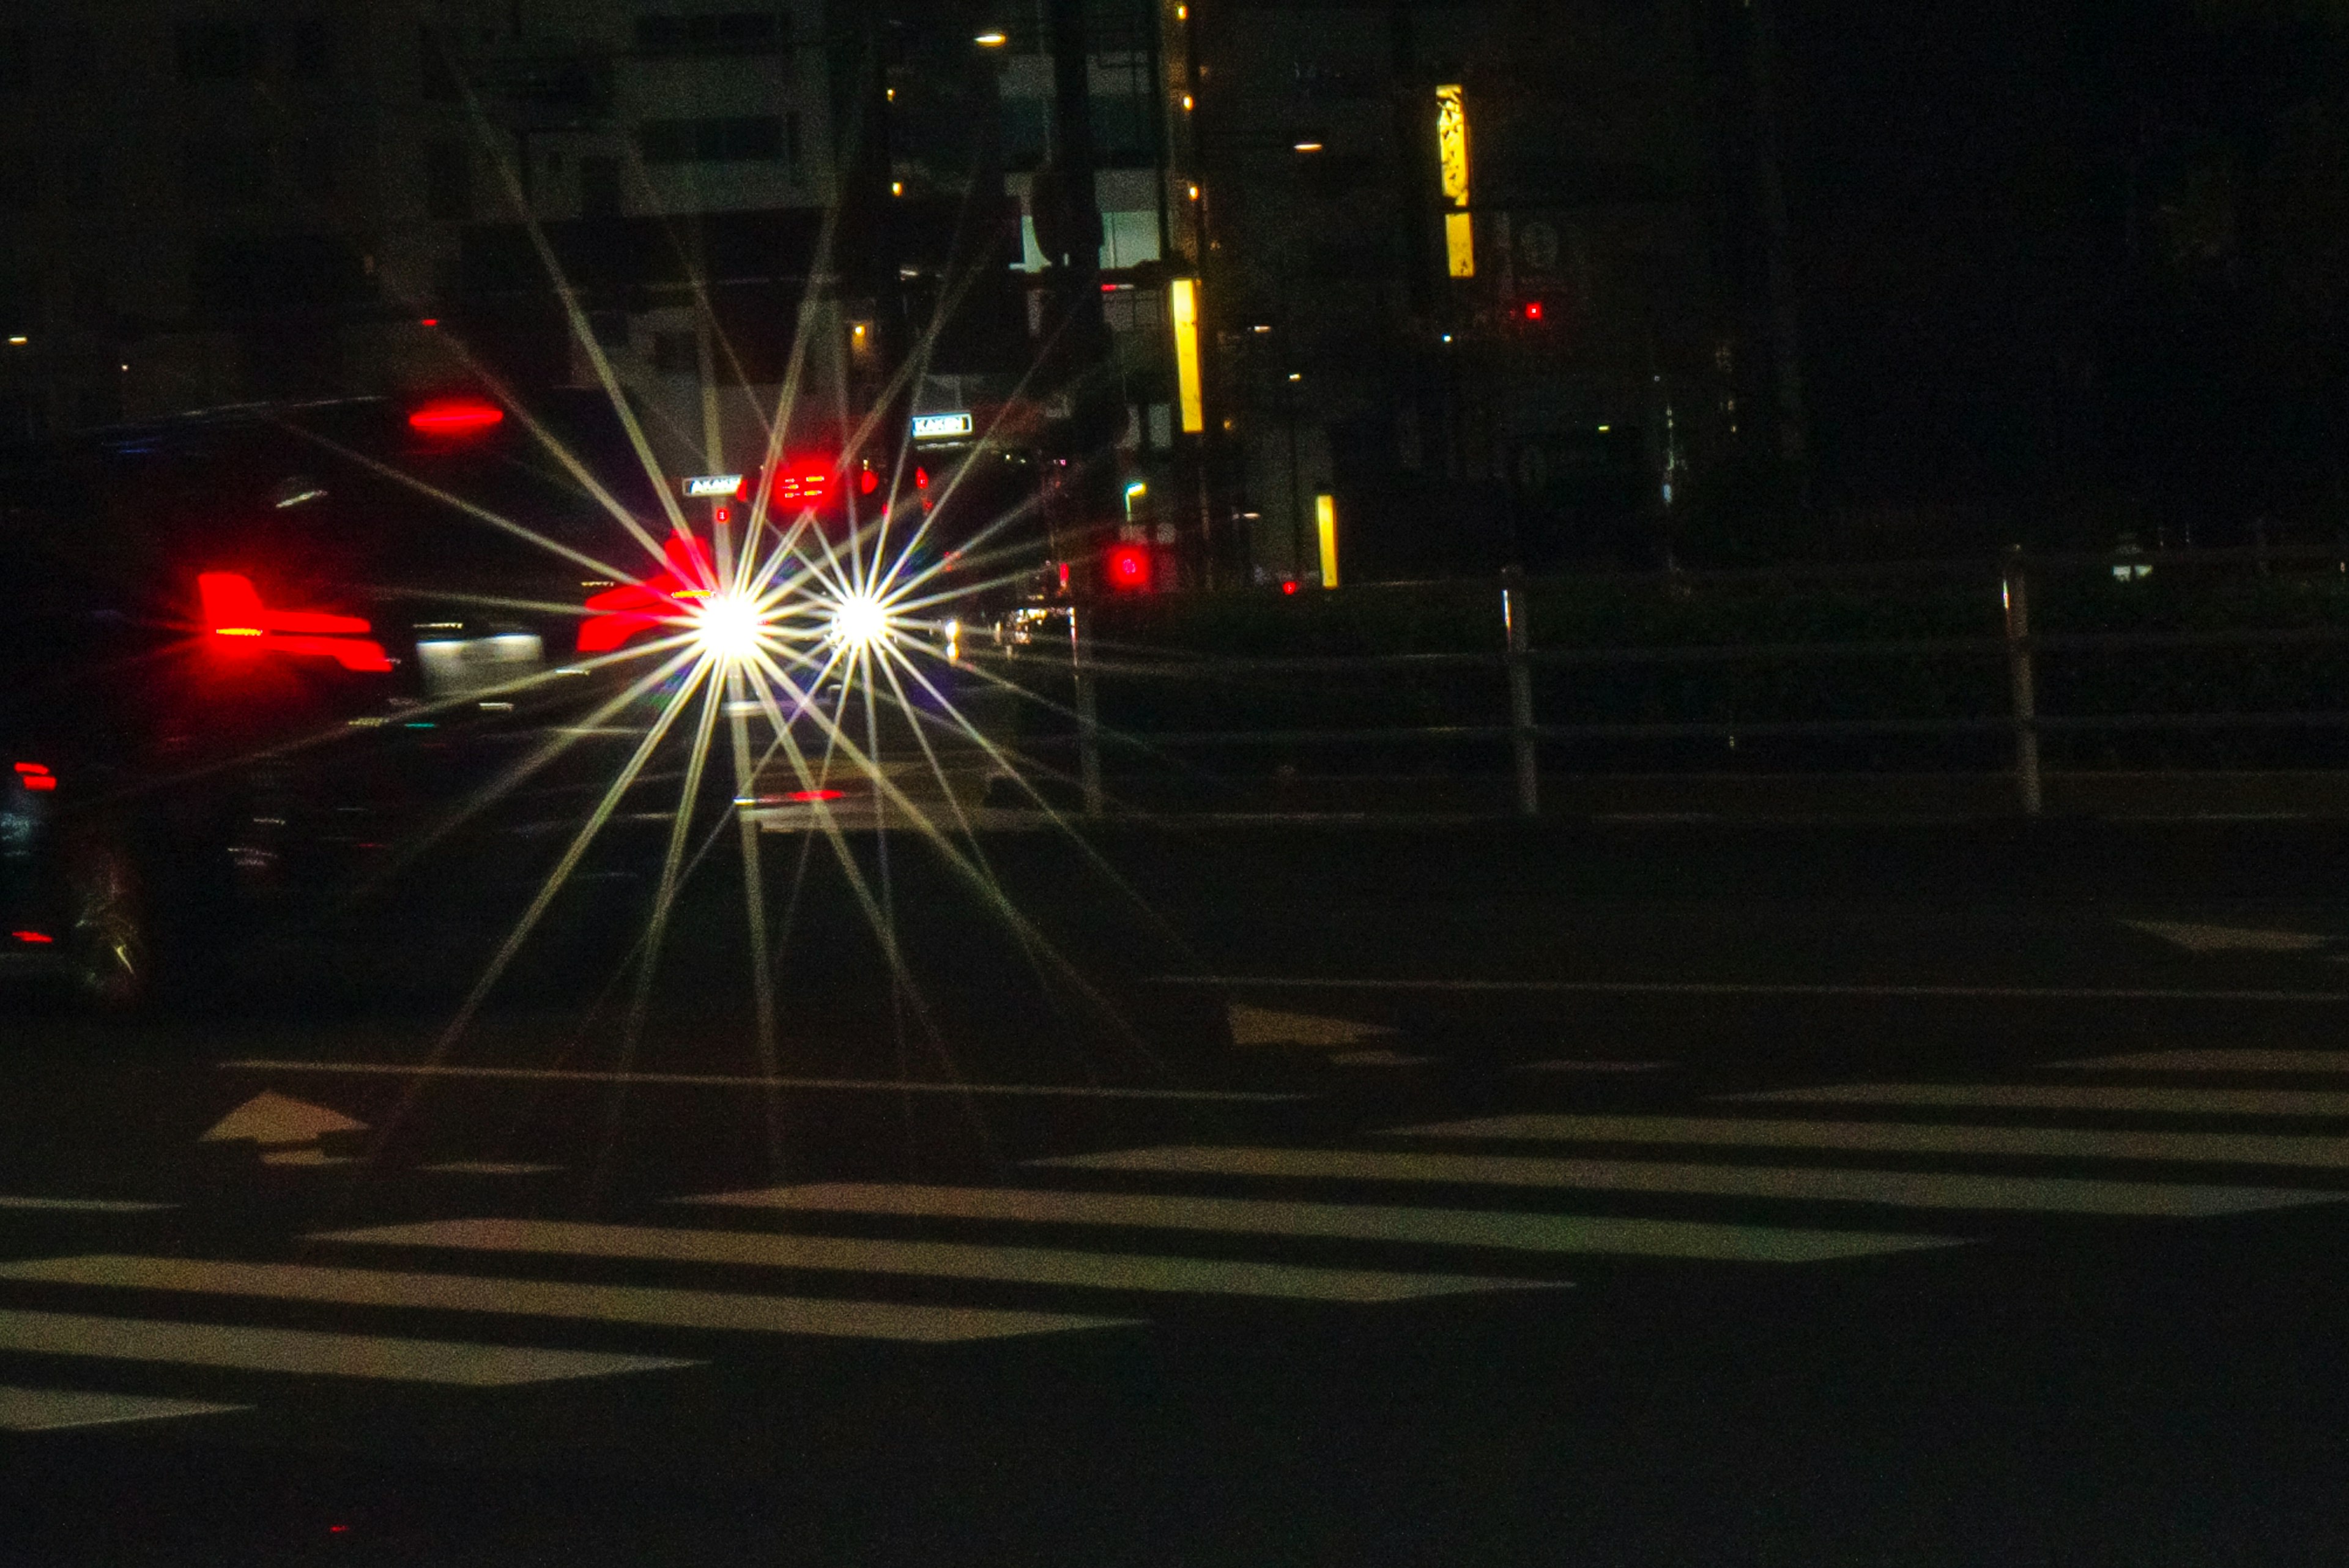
[1010,545,2349,819]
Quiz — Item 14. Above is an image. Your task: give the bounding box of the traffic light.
[1105,543,1151,591]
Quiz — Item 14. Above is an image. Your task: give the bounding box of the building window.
[425,144,471,221]
[184,139,272,204]
[177,22,269,82]
[634,12,787,57]
[637,116,786,165]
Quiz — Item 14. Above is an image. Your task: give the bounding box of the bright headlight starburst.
[694,593,768,661]
[829,592,893,650]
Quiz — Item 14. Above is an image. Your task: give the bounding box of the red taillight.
[13,762,54,792]
[577,533,718,655]
[858,469,880,496]
[771,462,834,507]
[1105,544,1151,592]
[11,930,54,945]
[787,789,845,803]
[407,398,505,436]
[1281,580,1299,595]
[198,573,393,672]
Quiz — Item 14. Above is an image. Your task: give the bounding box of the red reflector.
[787,789,846,803]
[198,573,393,672]
[1106,544,1151,591]
[12,930,54,944]
[407,398,505,435]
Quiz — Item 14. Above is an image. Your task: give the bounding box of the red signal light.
[197,573,393,672]
[1106,544,1151,591]
[407,398,505,436]
[1281,580,1299,595]
[1523,300,1543,322]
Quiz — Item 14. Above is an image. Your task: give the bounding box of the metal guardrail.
[1028,548,2349,819]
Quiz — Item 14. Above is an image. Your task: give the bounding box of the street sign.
[683,474,743,497]
[910,412,974,440]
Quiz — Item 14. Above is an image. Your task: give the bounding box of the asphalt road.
[6,818,2349,1566]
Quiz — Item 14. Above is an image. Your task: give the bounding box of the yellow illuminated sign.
[1436,84,1473,278]
[1315,492,1339,589]
[1170,277,1204,434]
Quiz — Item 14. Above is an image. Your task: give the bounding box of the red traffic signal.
[1105,543,1151,591]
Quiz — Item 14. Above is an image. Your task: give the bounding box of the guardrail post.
[1071,604,1104,819]
[2002,550,2043,816]
[1502,569,1538,817]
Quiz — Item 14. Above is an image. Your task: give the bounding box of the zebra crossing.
[1,1046,2344,1439]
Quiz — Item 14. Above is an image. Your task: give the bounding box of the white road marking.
[316,1219,1551,1302]
[0,1309,694,1385]
[421,1162,563,1176]
[0,1256,1132,1344]
[1736,1083,2349,1117]
[1228,1003,1398,1048]
[1390,1115,2349,1170]
[1034,1146,2335,1217]
[220,1061,1299,1104]
[1510,1060,1673,1074]
[2057,1050,2349,1074]
[2124,920,2332,954]
[0,1385,247,1432]
[200,1092,366,1146]
[1156,976,2349,1003]
[683,1183,1958,1263]
[0,1197,172,1214]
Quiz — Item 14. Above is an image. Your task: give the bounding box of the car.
[0,390,1047,1014]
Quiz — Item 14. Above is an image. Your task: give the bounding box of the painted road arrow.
[200,1092,368,1148]
[1228,1002,1400,1049]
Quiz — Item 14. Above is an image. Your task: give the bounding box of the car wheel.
[63,835,152,1014]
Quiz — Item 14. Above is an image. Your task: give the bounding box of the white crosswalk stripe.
[9,1055,2349,1441]
[1387,1115,2349,1172]
[314,1219,1555,1302]
[1733,1083,2349,1117]
[1036,1145,2334,1216]
[0,1384,247,1432]
[0,1308,694,1386]
[0,1255,1137,1343]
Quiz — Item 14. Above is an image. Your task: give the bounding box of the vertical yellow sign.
[1170,277,1204,434]
[1436,84,1473,278]
[1315,492,1340,589]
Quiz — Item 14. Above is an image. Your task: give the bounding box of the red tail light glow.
[198,573,394,672]
[407,398,506,436]
[770,461,834,507]
[576,533,719,654]
[13,762,54,792]
[10,930,54,944]
[787,789,846,802]
[1105,544,1151,591]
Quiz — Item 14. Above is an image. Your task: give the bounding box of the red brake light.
[198,573,393,672]
[407,398,505,436]
[1106,544,1151,592]
[13,762,54,792]
[577,533,719,655]
[771,461,834,507]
